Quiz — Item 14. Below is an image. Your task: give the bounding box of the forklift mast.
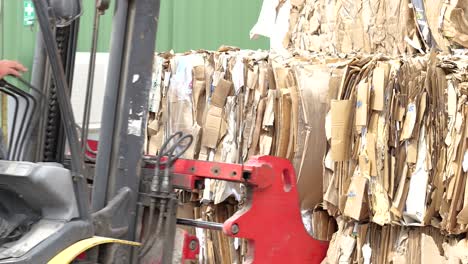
[28,0,161,263]
[29,0,81,163]
[91,0,161,262]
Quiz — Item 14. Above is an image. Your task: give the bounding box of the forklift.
[0,0,328,263]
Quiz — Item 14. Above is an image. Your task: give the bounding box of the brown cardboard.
[192,66,206,125]
[355,80,369,130]
[152,52,468,262]
[421,232,446,264]
[423,0,451,52]
[168,100,194,147]
[246,64,258,90]
[211,79,232,108]
[294,64,335,209]
[391,163,409,219]
[331,100,353,161]
[417,92,427,124]
[185,124,201,159]
[201,107,223,149]
[400,102,417,141]
[248,97,266,158]
[383,151,390,193]
[288,81,299,161]
[371,67,386,111]
[177,202,195,233]
[458,184,468,224]
[241,91,256,161]
[447,111,467,231]
[407,139,418,164]
[343,176,369,220]
[147,118,159,137]
[359,154,370,177]
[258,62,269,96]
[366,133,378,177]
[368,112,379,134]
[205,55,215,98]
[442,2,468,49]
[275,89,292,158]
[262,90,275,128]
[200,78,233,150]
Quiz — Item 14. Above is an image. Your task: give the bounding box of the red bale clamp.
[171,155,329,264]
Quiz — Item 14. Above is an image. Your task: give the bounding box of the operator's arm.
[0,60,27,79]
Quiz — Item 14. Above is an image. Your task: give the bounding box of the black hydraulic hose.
[139,131,193,258]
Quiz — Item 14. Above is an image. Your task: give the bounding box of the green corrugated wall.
[155,0,269,52]
[1,0,268,81]
[0,0,37,82]
[78,0,269,53]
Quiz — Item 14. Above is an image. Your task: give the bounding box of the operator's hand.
[0,60,27,79]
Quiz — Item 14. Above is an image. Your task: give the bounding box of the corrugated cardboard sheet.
[320,53,468,236]
[322,219,468,264]
[146,48,339,263]
[286,0,468,55]
[147,48,468,262]
[147,49,335,210]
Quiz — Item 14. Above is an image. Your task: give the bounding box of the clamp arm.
[168,155,329,264]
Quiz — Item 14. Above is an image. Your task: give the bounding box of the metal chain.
[43,27,69,161]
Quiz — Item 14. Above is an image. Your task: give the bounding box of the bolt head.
[231,224,239,235]
[189,239,198,250]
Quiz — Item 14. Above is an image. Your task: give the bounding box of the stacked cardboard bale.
[280,0,468,262]
[322,53,468,232]
[321,53,468,263]
[323,220,468,263]
[287,0,468,54]
[147,48,337,209]
[147,48,345,263]
[147,47,468,262]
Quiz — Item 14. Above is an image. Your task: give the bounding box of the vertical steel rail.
[32,0,89,220]
[93,0,161,262]
[92,0,129,212]
[81,4,102,161]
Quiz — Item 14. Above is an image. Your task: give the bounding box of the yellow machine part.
[48,236,141,264]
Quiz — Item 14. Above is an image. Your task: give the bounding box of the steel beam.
[93,0,161,262]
